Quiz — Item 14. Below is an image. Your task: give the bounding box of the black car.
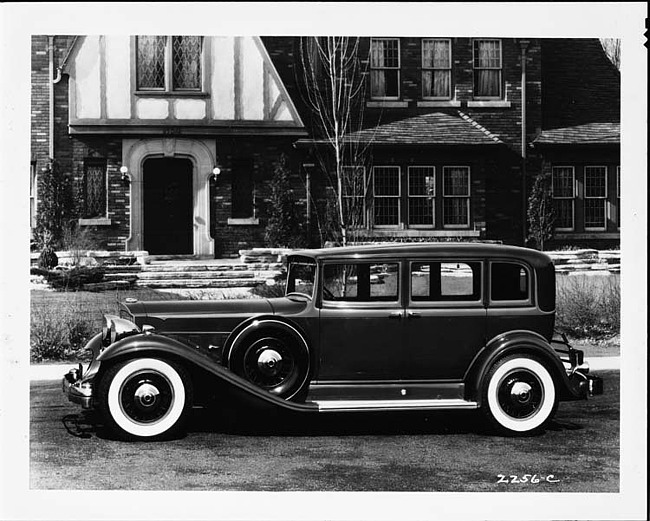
[64,243,603,440]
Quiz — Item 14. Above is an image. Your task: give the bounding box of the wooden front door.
[143,158,193,255]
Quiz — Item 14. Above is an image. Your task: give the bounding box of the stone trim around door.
[122,137,216,256]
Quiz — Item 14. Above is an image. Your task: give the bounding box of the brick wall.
[210,136,307,256]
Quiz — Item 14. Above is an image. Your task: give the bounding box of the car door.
[318,260,404,381]
[403,259,487,380]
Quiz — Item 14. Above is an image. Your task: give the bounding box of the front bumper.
[62,366,94,409]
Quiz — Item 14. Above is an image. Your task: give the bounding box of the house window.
[473,39,502,99]
[584,166,607,230]
[370,38,400,99]
[30,162,37,230]
[342,166,367,228]
[83,161,107,219]
[137,36,202,91]
[408,166,435,227]
[422,39,452,99]
[373,166,400,226]
[231,157,254,219]
[442,166,470,227]
[552,166,575,230]
[616,166,621,229]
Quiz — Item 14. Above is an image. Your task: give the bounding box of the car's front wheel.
[97,358,193,441]
[481,355,558,435]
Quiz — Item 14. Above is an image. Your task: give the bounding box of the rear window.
[323,263,399,302]
[410,261,481,302]
[490,262,530,301]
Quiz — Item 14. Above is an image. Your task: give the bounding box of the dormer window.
[136,36,202,92]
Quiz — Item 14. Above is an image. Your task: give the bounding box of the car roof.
[289,242,553,268]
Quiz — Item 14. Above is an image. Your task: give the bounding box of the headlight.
[102,314,141,347]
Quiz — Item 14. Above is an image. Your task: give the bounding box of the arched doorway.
[143,157,193,255]
[122,138,216,256]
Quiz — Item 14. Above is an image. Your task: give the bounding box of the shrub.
[45,266,106,291]
[30,299,95,362]
[264,154,306,248]
[555,275,620,338]
[251,281,287,299]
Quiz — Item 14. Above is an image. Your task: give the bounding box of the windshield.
[286,261,316,298]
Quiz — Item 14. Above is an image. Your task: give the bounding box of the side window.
[323,263,399,302]
[411,261,481,302]
[491,262,530,302]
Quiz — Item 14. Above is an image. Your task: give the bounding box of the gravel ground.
[30,370,619,492]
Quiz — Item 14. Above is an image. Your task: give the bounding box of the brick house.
[30,36,620,256]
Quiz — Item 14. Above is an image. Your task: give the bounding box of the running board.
[310,398,479,412]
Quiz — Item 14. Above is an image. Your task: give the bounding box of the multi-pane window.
[408,166,435,227]
[83,161,107,219]
[422,39,452,99]
[231,157,254,219]
[137,36,202,91]
[552,166,575,230]
[584,166,607,229]
[370,38,400,99]
[30,162,37,230]
[342,166,367,228]
[442,166,470,227]
[373,166,401,226]
[473,39,502,98]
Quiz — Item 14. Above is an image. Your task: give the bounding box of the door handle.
[407,312,421,319]
[389,311,403,319]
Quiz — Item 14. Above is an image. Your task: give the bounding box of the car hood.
[122,296,309,330]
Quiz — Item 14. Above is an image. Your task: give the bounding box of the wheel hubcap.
[497,370,543,420]
[257,349,283,377]
[120,371,174,424]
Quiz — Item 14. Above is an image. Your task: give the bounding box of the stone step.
[136,278,267,289]
[104,273,139,282]
[137,270,257,280]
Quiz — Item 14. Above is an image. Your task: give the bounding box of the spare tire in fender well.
[224,317,312,400]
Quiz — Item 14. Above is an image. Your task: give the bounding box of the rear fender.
[95,332,317,413]
[464,330,572,405]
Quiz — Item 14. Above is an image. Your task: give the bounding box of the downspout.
[520,40,530,245]
[48,36,55,162]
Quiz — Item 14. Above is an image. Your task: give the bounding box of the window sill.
[227,217,259,226]
[135,91,210,98]
[366,101,409,108]
[417,100,461,108]
[78,218,112,226]
[467,100,511,108]
[366,229,480,237]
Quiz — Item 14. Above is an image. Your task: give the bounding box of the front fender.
[95,332,318,413]
[464,330,573,404]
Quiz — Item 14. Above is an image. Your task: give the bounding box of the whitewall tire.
[481,356,557,435]
[98,358,192,440]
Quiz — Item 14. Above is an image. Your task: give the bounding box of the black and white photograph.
[0,2,647,520]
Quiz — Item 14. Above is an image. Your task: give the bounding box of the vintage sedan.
[63,243,603,440]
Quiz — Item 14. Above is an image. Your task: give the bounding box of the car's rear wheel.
[481,355,558,435]
[97,358,193,441]
[229,333,309,400]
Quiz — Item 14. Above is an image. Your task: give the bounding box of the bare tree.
[600,38,621,70]
[299,37,373,246]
